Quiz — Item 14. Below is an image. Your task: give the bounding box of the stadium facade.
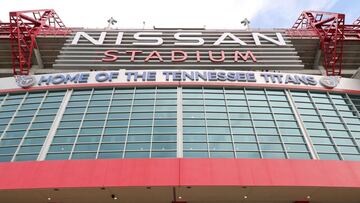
[0,9,360,203]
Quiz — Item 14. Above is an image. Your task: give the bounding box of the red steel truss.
[288,11,360,76]
[354,16,360,27]
[7,9,70,75]
[290,11,345,76]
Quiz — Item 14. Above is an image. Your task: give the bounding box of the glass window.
[49,144,73,152]
[318,153,340,160]
[127,134,151,142]
[183,134,207,142]
[287,152,311,159]
[124,151,150,158]
[98,152,123,159]
[46,153,70,160]
[315,145,337,153]
[102,135,126,142]
[0,155,14,162]
[184,143,208,150]
[210,151,235,158]
[18,146,42,154]
[79,128,103,135]
[52,136,76,144]
[23,137,45,145]
[151,152,176,158]
[72,152,97,159]
[153,134,176,142]
[184,151,209,158]
[285,144,308,152]
[77,135,101,143]
[236,151,261,158]
[74,144,99,151]
[100,143,124,151]
[152,143,176,150]
[262,152,286,159]
[235,143,258,151]
[14,154,38,161]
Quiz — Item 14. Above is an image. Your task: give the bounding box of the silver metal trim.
[177,86,183,158]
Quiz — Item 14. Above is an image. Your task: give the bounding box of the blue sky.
[1,0,359,29]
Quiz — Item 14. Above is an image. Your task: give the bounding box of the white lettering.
[133,32,163,46]
[71,32,106,45]
[174,32,204,46]
[214,33,247,46]
[252,32,286,46]
[70,31,287,46]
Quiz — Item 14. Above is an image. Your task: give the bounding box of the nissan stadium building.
[0,9,360,203]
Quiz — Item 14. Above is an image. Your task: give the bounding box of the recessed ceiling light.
[47,197,51,201]
[178,196,182,199]
[307,195,311,199]
[244,195,248,199]
[111,194,118,200]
